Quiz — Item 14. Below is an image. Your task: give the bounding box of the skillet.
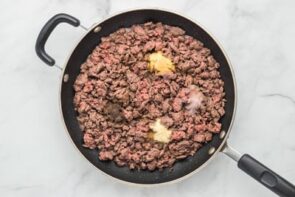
[35,9,295,196]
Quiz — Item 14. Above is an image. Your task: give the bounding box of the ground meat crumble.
[73,22,225,171]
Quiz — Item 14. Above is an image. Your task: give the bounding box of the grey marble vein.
[262,93,295,105]
[0,184,43,191]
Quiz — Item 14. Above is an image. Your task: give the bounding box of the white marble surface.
[1,0,295,196]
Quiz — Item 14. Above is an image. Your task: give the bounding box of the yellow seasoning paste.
[148,52,175,75]
[149,119,172,143]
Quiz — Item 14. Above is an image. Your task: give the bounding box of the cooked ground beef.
[73,22,225,171]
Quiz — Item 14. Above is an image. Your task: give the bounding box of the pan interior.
[61,9,235,184]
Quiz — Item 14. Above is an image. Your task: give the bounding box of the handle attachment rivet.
[94,26,101,33]
[208,147,216,155]
[219,130,226,139]
[63,74,69,82]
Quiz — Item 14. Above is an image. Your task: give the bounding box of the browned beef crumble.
[73,22,225,171]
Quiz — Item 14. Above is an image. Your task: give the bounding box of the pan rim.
[58,7,237,187]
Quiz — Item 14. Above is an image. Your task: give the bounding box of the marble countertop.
[1,0,295,196]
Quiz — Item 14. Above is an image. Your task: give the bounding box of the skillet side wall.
[61,9,235,184]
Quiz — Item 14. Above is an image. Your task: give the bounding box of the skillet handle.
[238,154,295,197]
[223,144,295,196]
[35,13,80,66]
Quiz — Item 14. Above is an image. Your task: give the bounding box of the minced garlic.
[148,52,175,75]
[149,119,172,143]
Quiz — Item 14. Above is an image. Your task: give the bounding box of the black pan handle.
[238,154,295,197]
[223,144,295,196]
[35,13,80,66]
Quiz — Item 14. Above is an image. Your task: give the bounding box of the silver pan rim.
[58,7,237,187]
